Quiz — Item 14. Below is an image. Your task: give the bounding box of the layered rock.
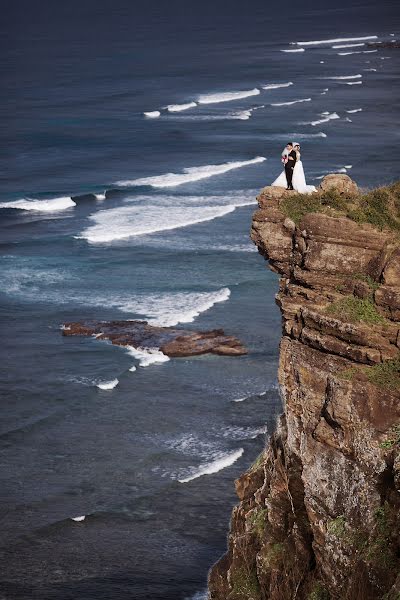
[62,320,247,357]
[208,179,400,600]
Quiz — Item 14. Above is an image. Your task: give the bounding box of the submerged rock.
[62,320,247,357]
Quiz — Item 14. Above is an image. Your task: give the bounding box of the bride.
[272,142,316,194]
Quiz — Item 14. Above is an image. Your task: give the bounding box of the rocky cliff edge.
[208,175,400,600]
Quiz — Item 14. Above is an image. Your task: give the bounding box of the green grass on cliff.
[367,356,400,391]
[281,181,400,232]
[326,296,386,325]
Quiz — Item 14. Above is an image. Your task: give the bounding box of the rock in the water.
[62,320,247,357]
[319,173,358,194]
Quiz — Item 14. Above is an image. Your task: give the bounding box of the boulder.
[319,173,358,195]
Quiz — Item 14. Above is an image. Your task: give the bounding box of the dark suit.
[285,149,297,189]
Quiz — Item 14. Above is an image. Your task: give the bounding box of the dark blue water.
[1,1,399,598]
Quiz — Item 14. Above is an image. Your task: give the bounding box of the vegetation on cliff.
[280,181,400,232]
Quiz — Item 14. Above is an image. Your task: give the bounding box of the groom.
[284,142,297,190]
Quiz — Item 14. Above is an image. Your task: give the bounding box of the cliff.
[208,176,400,600]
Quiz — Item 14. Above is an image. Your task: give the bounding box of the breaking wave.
[143,111,161,118]
[262,82,293,90]
[295,35,377,46]
[114,156,266,188]
[166,102,197,112]
[125,346,170,367]
[197,88,260,104]
[97,379,119,390]
[271,98,311,106]
[302,112,340,126]
[178,448,244,483]
[0,197,76,212]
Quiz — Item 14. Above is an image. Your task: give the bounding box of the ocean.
[0,0,399,598]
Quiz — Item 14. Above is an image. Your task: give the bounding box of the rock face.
[208,181,400,599]
[62,320,247,357]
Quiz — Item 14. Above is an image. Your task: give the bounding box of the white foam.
[126,346,170,367]
[0,197,76,212]
[344,165,352,169]
[197,88,260,104]
[70,516,86,522]
[233,109,252,120]
[364,68,377,71]
[338,50,377,55]
[346,108,362,113]
[166,102,197,112]
[178,448,244,483]
[271,97,311,106]
[332,43,365,48]
[344,81,362,85]
[281,48,305,52]
[97,379,119,390]
[285,132,327,138]
[262,82,293,90]
[127,288,231,327]
[94,192,106,201]
[232,396,246,402]
[303,112,340,126]
[128,365,137,372]
[144,111,161,118]
[322,74,362,79]
[115,156,266,188]
[295,35,377,46]
[79,205,236,242]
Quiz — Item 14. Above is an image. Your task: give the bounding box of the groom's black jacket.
[284,149,297,187]
[287,150,297,168]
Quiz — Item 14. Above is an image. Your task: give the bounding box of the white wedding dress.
[272,155,316,194]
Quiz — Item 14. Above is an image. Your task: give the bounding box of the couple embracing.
[272,142,316,194]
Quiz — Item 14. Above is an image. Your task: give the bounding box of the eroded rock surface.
[62,320,247,357]
[208,178,400,600]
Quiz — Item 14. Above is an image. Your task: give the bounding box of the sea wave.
[321,74,362,79]
[332,43,365,48]
[125,346,170,367]
[78,205,236,242]
[143,111,161,118]
[281,48,305,53]
[271,98,311,106]
[302,112,340,126]
[108,288,232,328]
[346,108,362,113]
[178,448,244,483]
[338,50,377,55]
[197,88,260,104]
[284,132,327,138]
[97,379,119,390]
[344,81,362,85]
[0,197,76,212]
[262,82,293,90]
[114,156,266,188]
[295,35,378,46]
[166,102,197,112]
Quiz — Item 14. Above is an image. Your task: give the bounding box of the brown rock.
[62,320,247,358]
[319,173,358,195]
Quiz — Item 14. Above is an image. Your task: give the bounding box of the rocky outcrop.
[62,320,247,357]
[208,178,400,600]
